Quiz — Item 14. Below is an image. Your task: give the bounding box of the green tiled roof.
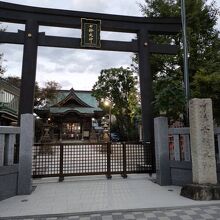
[75,92,99,108]
[49,90,100,109]
[36,89,102,115]
[0,103,17,118]
[53,91,69,104]
[50,107,100,114]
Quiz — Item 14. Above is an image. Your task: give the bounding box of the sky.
[0,0,220,90]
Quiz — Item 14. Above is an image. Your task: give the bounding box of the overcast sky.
[1,0,219,90]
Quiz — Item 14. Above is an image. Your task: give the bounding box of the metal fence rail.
[32,142,154,180]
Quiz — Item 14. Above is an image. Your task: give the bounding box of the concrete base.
[181,184,220,200]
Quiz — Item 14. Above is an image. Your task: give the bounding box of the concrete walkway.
[1,174,220,218]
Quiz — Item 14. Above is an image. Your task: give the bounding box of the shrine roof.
[35,88,103,115]
[0,103,18,121]
[50,107,101,115]
[50,89,100,108]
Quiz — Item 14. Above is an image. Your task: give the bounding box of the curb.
[1,203,220,219]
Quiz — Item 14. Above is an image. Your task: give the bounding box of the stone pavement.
[2,204,220,219]
[1,175,220,219]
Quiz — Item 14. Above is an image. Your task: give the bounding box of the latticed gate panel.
[126,143,153,173]
[63,143,107,175]
[111,143,123,174]
[32,142,154,178]
[32,144,60,177]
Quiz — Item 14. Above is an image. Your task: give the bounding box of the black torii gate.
[0,2,181,166]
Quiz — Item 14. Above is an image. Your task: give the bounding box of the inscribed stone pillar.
[189,98,217,184]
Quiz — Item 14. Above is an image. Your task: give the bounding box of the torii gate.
[0,1,181,194]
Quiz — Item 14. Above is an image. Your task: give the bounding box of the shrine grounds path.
[1,174,220,219]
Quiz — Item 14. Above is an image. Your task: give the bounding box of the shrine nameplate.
[81,18,101,48]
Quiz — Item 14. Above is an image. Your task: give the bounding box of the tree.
[92,67,139,141]
[192,71,220,125]
[2,76,61,107]
[0,24,6,76]
[0,53,5,76]
[153,72,185,122]
[3,76,22,88]
[136,0,220,124]
[2,76,41,100]
[34,81,61,107]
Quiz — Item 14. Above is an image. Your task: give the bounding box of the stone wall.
[170,161,192,186]
[0,114,34,201]
[169,163,220,186]
[0,165,18,200]
[155,114,220,186]
[0,126,20,200]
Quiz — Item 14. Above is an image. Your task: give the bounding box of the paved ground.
[2,205,220,219]
[1,174,220,219]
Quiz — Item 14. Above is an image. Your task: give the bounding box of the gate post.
[106,142,112,179]
[19,19,38,116]
[17,19,38,195]
[59,143,64,182]
[138,28,155,169]
[154,117,171,185]
[121,142,127,178]
[17,114,34,195]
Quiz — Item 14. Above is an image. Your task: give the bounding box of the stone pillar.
[59,122,63,141]
[154,117,171,185]
[189,98,217,184]
[4,134,16,165]
[17,114,34,195]
[139,124,143,142]
[0,134,5,166]
[81,120,84,141]
[181,98,219,200]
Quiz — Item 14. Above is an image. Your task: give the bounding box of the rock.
[181,184,220,200]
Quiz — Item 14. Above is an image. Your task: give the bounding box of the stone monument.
[181,98,220,200]
[40,123,52,143]
[89,129,98,142]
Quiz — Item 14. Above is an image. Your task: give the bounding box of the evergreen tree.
[92,67,139,141]
[136,0,220,124]
[0,24,6,76]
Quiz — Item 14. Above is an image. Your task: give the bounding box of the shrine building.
[0,78,19,126]
[34,88,104,141]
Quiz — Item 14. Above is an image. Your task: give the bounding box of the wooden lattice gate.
[32,142,154,180]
